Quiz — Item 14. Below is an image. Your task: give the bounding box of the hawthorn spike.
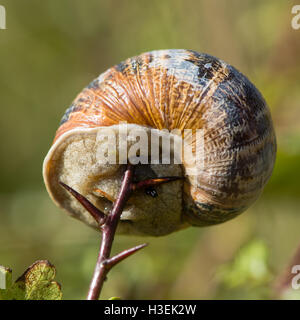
[59,181,106,226]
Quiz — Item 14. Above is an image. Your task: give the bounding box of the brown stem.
[86,164,136,300]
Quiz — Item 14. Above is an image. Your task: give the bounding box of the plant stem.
[86,164,135,300]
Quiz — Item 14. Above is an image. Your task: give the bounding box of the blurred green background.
[0,0,299,299]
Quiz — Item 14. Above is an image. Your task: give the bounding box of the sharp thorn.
[59,181,106,226]
[132,176,184,191]
[102,243,148,270]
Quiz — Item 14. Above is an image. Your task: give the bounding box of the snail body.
[43,49,276,236]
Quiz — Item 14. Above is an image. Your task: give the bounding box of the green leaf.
[109,296,122,300]
[0,260,62,300]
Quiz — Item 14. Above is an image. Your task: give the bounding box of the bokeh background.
[0,0,300,299]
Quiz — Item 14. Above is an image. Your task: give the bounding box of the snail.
[43,49,276,236]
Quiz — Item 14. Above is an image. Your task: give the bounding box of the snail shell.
[43,49,276,236]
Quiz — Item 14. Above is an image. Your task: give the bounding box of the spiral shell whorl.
[48,49,276,230]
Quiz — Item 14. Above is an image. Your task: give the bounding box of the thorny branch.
[60,164,182,300]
